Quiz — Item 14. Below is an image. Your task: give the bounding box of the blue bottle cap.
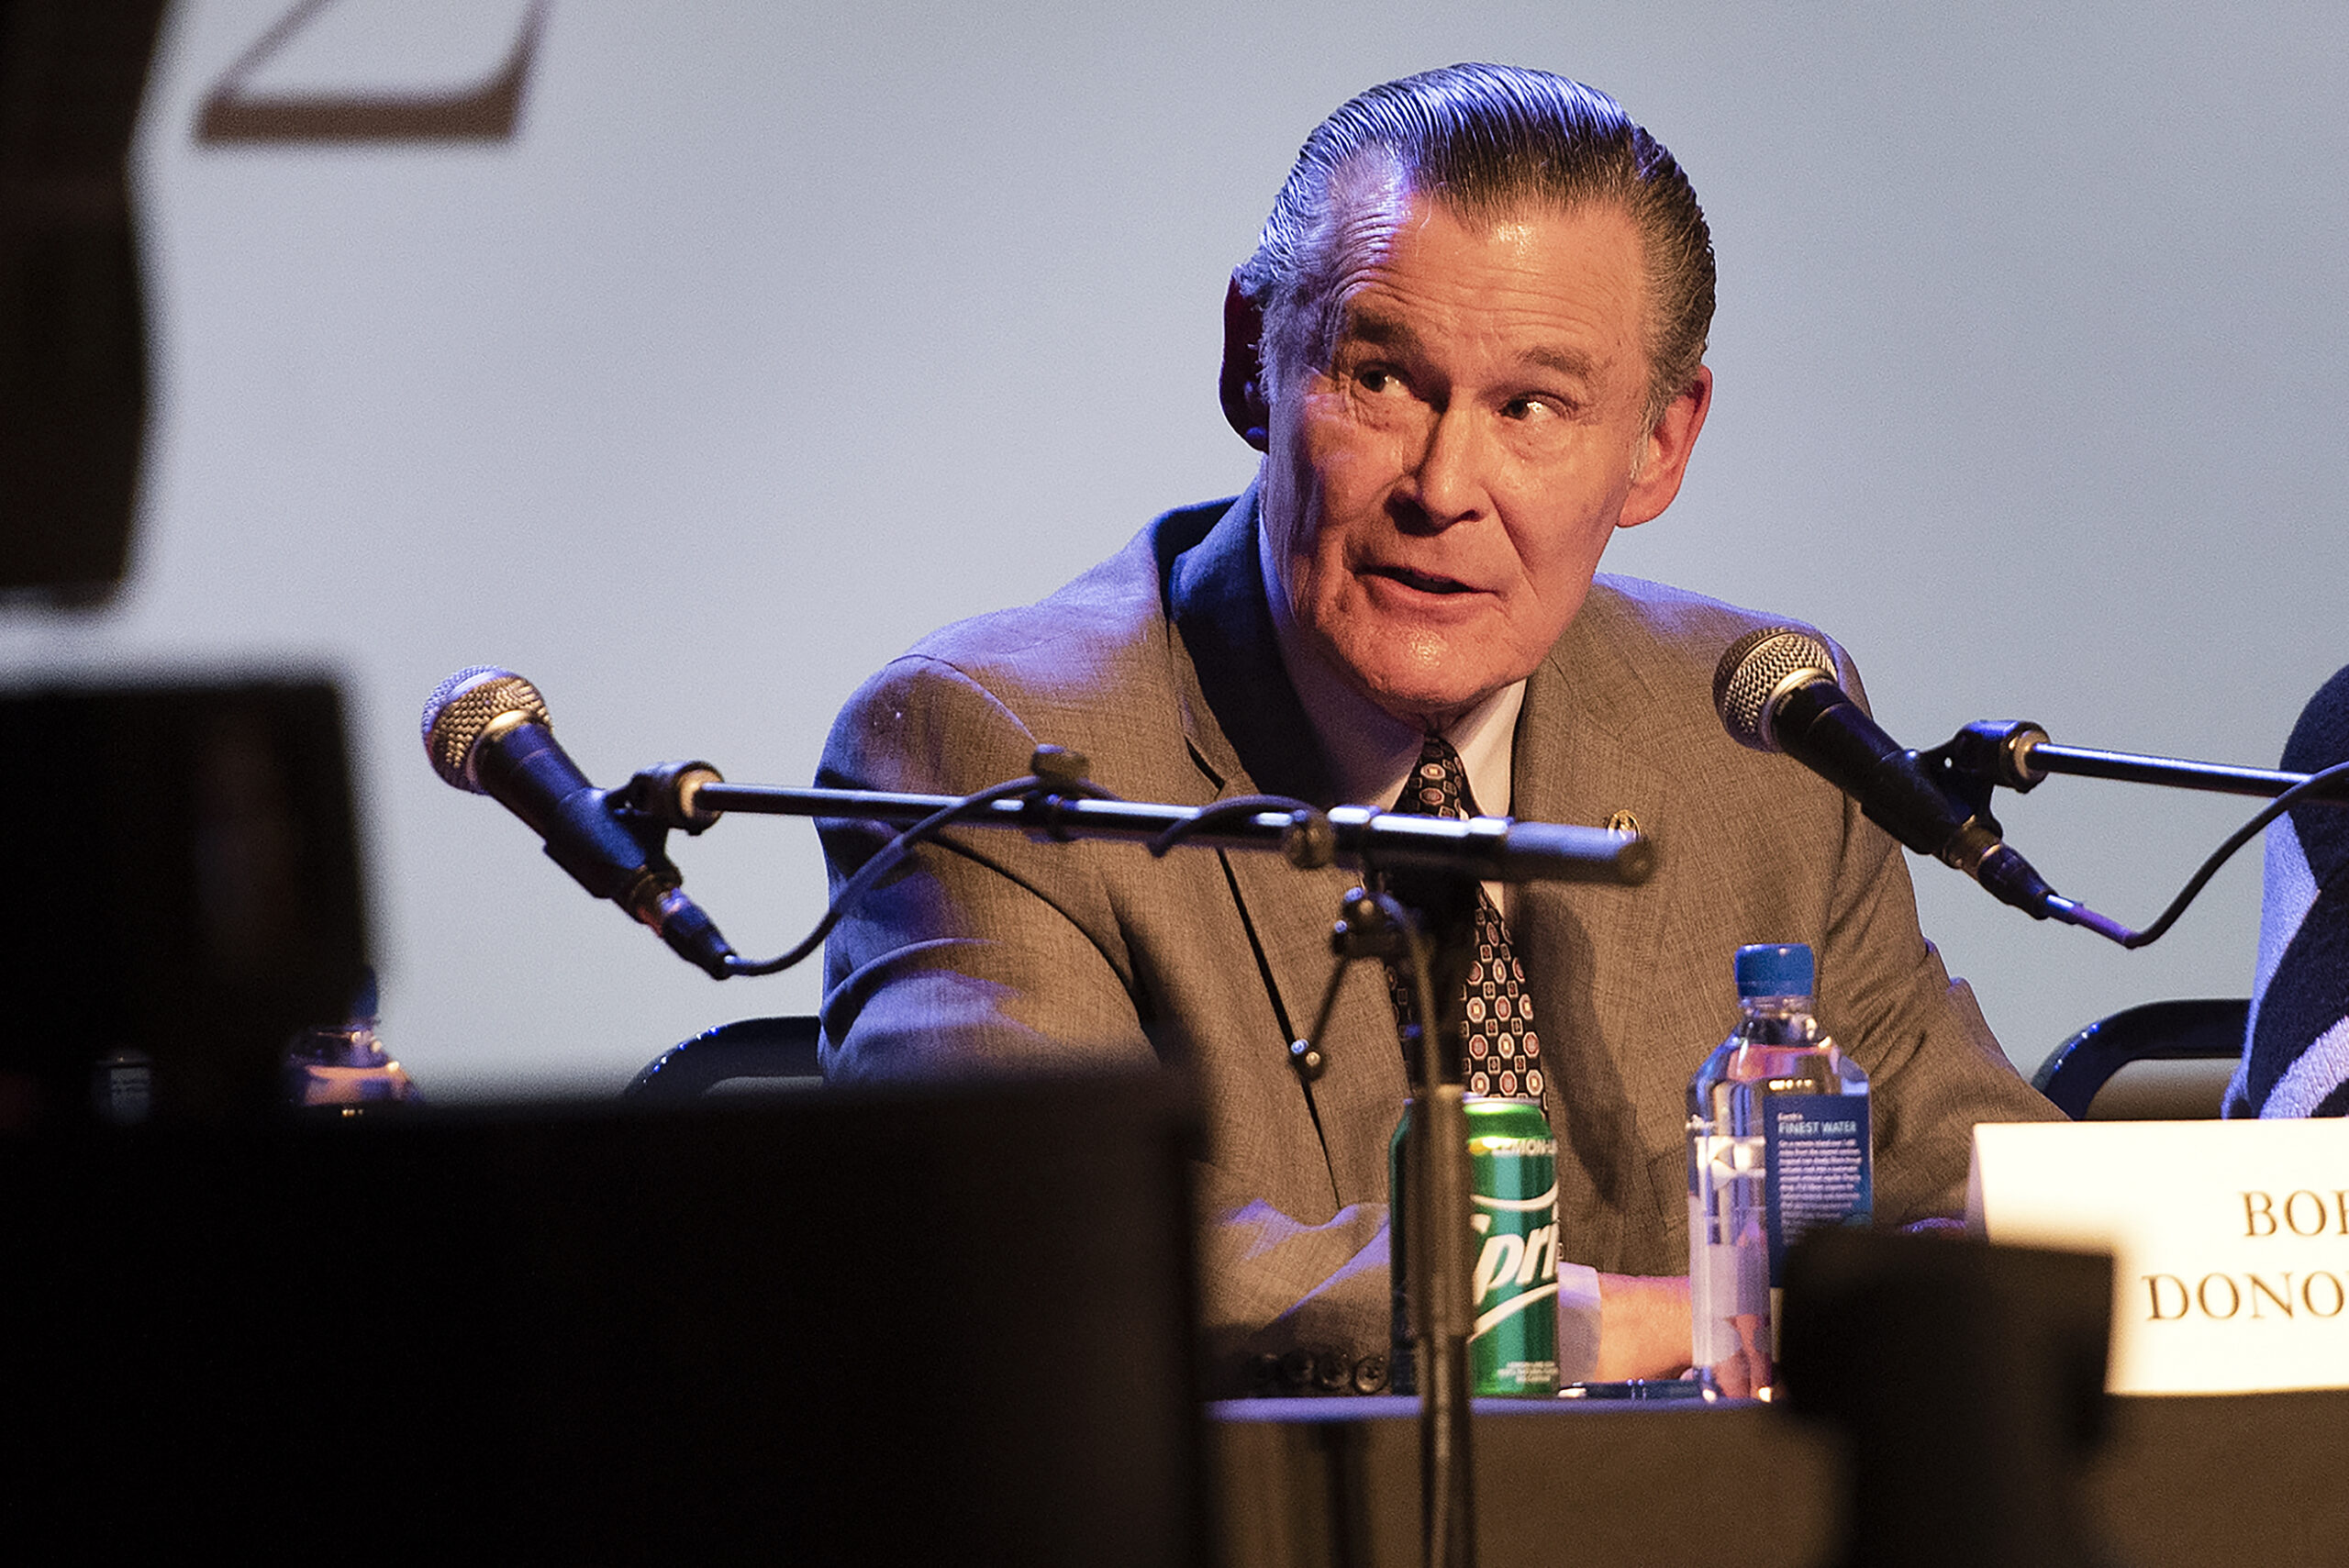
[1734,943,1814,998]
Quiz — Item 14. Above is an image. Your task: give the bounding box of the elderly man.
[817,63,2059,1392]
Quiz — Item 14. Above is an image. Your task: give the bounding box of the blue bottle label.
[1762,1093,1872,1281]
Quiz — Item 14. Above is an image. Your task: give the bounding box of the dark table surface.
[1210,1388,2349,1567]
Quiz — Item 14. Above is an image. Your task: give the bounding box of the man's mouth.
[1370,565,1475,595]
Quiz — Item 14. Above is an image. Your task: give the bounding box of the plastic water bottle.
[1687,943,1869,1397]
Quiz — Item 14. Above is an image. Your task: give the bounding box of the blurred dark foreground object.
[1210,1385,2349,1568]
[0,679,369,1126]
[1781,1230,2120,1568]
[0,0,169,604]
[0,1076,1208,1562]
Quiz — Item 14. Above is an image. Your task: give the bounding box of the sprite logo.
[1468,1184,1560,1337]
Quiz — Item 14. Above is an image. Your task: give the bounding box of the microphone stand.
[1382,864,1481,1568]
[1924,720,2333,804]
[621,749,1654,1568]
[1917,721,2349,949]
[628,772,1654,887]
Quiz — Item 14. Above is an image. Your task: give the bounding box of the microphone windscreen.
[1713,626,1838,752]
[420,666,551,794]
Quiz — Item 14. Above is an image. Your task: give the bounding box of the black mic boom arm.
[646,774,1657,888]
[1928,719,2338,805]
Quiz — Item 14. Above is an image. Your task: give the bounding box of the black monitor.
[0,677,369,1126]
[0,1075,1208,1562]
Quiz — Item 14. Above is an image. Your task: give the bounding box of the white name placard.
[1966,1118,2349,1395]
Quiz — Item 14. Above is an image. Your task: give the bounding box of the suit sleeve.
[815,654,1159,1079]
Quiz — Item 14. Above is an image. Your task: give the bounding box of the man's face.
[1261,190,1709,728]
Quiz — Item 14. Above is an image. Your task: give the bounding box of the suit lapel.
[1163,484,1329,804]
[1166,487,1407,1207]
[1513,588,1676,1263]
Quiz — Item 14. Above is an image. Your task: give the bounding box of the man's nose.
[1397,406,1492,528]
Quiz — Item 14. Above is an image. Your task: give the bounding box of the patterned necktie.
[1384,734,1544,1100]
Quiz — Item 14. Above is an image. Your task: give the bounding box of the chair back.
[627,1015,822,1099]
[2032,998,2248,1120]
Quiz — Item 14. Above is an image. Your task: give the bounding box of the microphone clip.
[618,760,728,835]
[1916,719,2052,834]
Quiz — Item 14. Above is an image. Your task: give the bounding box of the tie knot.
[1402,734,1476,818]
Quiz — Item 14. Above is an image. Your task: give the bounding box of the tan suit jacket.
[817,487,2061,1385]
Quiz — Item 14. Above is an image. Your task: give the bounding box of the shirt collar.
[1256,509,1524,817]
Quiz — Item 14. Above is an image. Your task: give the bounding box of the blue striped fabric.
[2226,663,2349,1118]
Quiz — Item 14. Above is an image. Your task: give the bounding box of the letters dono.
[2142,1269,2349,1321]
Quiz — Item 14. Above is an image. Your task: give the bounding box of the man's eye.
[1501,395,1546,420]
[1356,366,1401,395]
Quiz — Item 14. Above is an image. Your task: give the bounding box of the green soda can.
[1389,1095,1562,1397]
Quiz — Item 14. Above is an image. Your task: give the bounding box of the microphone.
[1713,628,2058,918]
[420,667,738,977]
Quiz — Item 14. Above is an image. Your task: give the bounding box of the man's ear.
[1618,366,1713,530]
[1219,273,1270,451]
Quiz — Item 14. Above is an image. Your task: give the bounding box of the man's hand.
[1593,1273,1692,1380]
[1902,1216,1968,1238]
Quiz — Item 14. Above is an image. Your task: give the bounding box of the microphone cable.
[719,758,1127,978]
[2059,758,2349,951]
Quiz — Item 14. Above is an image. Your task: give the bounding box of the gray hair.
[1235,63,1714,426]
